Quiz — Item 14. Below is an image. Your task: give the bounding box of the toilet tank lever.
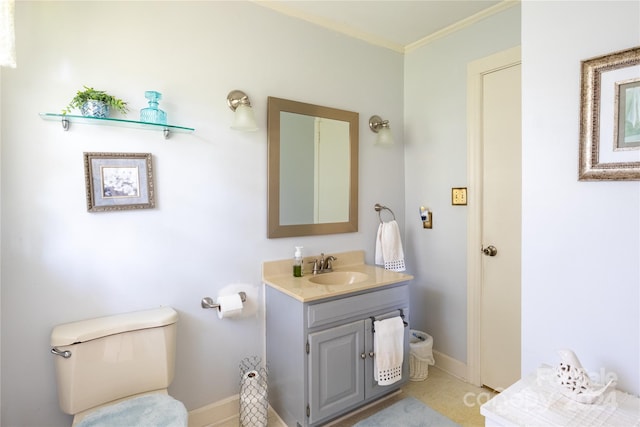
[51,347,72,358]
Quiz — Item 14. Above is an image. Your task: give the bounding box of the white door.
[314,118,350,223]
[480,62,522,391]
[466,47,521,391]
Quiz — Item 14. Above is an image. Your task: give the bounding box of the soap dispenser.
[293,246,303,277]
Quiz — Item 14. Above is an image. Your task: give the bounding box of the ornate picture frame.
[84,152,155,212]
[579,46,640,181]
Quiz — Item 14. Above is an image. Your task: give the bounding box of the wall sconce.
[227,90,258,131]
[369,115,394,145]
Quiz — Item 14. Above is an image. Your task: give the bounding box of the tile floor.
[222,366,496,426]
[329,367,496,426]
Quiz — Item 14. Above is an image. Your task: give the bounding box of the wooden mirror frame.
[267,97,359,238]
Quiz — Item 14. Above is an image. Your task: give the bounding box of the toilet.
[50,306,187,426]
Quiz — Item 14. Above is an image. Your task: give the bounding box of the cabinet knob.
[369,352,375,358]
[360,353,366,359]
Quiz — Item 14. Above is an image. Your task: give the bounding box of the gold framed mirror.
[267,97,358,238]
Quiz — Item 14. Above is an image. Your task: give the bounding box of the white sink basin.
[308,271,369,285]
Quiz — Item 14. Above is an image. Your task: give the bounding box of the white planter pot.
[80,100,109,118]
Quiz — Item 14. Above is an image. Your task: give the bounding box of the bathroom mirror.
[267,97,358,238]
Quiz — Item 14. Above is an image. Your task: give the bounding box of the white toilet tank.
[50,306,179,415]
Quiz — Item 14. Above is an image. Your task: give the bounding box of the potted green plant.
[62,86,128,118]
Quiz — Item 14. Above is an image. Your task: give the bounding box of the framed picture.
[579,46,640,181]
[615,79,640,150]
[84,152,155,212]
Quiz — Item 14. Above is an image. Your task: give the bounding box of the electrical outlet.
[452,188,467,205]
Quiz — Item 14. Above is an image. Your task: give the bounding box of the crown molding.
[404,0,520,53]
[253,0,405,53]
[253,0,520,55]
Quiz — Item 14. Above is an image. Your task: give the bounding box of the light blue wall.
[403,5,521,364]
[280,113,314,225]
[3,2,638,426]
[404,0,640,398]
[1,2,404,425]
[521,0,639,395]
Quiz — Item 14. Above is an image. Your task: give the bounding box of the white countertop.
[262,250,413,302]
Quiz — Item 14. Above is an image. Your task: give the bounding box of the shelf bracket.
[61,118,70,131]
[163,128,170,139]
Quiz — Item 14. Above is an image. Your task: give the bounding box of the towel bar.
[370,309,408,333]
[374,203,396,222]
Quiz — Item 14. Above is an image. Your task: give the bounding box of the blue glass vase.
[139,91,167,124]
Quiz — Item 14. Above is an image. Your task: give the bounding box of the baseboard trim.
[188,394,239,427]
[188,394,284,427]
[188,352,467,426]
[433,350,468,381]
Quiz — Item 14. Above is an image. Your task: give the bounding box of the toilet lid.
[75,394,187,427]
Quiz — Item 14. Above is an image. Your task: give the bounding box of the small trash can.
[409,330,435,381]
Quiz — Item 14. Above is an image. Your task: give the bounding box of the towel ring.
[374,203,396,223]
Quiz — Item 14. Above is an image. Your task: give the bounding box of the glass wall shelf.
[39,113,195,139]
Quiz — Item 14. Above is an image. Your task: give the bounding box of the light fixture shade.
[231,104,258,131]
[375,126,394,145]
[369,115,394,145]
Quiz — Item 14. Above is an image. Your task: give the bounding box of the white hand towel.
[375,222,385,265]
[373,316,405,386]
[375,220,406,271]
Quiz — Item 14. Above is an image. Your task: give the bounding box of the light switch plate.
[452,187,467,205]
[422,211,433,229]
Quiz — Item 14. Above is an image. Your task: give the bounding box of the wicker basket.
[409,330,434,381]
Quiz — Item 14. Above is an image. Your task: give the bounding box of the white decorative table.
[481,366,640,426]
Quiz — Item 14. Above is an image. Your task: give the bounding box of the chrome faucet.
[323,255,337,270]
[310,253,337,274]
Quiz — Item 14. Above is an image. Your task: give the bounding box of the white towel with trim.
[373,316,405,386]
[375,220,406,271]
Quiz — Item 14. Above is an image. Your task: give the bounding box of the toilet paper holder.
[201,292,247,310]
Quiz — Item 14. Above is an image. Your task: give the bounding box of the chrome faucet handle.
[309,259,320,274]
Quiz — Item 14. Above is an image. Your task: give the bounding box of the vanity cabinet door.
[308,320,365,424]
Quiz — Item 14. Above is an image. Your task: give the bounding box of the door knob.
[482,245,498,256]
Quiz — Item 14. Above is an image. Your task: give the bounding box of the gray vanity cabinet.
[266,282,410,427]
[308,320,365,422]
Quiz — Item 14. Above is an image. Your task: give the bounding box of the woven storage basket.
[409,330,434,381]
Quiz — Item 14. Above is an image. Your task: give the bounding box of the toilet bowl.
[50,306,187,426]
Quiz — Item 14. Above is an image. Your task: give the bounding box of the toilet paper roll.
[240,370,268,427]
[241,371,267,396]
[216,293,244,319]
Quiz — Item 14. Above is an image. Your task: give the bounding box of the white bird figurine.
[555,349,615,404]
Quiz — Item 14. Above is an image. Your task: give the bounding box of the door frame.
[466,46,521,386]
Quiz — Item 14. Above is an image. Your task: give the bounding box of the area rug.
[353,397,460,427]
